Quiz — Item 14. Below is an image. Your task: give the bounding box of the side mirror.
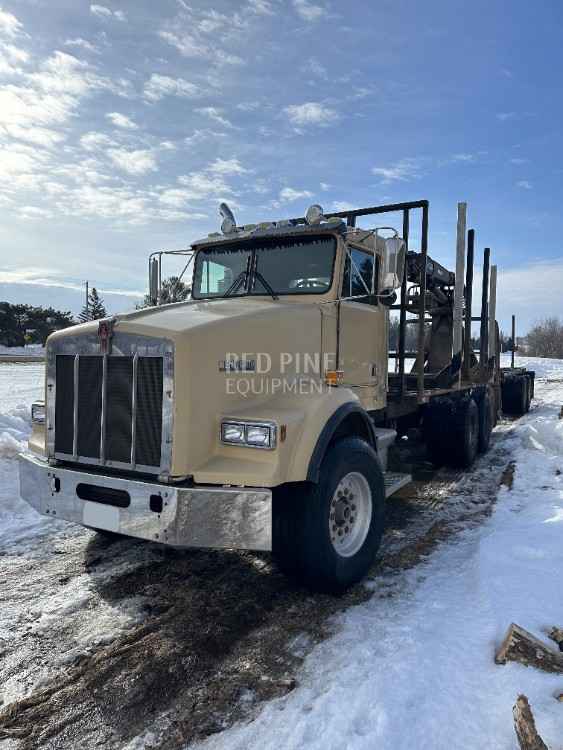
[149,257,160,306]
[382,236,406,291]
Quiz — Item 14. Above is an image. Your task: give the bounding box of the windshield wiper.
[222,271,247,298]
[254,271,279,301]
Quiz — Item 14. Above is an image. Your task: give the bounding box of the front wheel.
[273,437,385,593]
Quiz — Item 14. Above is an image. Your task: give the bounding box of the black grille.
[106,358,133,464]
[55,354,164,469]
[54,355,75,455]
[136,358,163,468]
[77,357,103,458]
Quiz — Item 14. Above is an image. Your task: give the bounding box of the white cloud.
[208,158,249,176]
[279,187,313,202]
[0,123,64,147]
[90,5,126,22]
[0,7,23,38]
[80,131,116,151]
[106,111,138,130]
[195,107,234,128]
[184,129,227,147]
[284,102,338,127]
[159,29,243,66]
[143,74,199,102]
[451,153,474,162]
[64,38,99,53]
[510,157,529,165]
[320,182,330,191]
[372,158,422,183]
[246,0,275,15]
[2,43,28,63]
[516,180,532,189]
[108,148,157,175]
[497,112,516,121]
[19,205,53,219]
[177,171,234,201]
[158,188,193,208]
[331,201,355,212]
[293,0,327,22]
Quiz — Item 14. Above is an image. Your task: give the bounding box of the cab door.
[338,246,387,410]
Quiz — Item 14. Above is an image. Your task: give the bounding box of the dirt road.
[0,400,523,749]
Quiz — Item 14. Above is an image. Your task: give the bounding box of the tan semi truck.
[18,199,533,592]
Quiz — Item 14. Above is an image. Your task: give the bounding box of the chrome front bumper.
[18,453,272,551]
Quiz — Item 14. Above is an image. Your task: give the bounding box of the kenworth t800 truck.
[19,199,533,592]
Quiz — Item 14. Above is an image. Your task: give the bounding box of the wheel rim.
[329,472,372,558]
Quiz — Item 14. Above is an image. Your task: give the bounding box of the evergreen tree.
[0,302,74,346]
[137,276,191,309]
[79,287,107,322]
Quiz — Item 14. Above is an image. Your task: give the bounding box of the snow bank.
[193,375,563,750]
[0,363,50,549]
[0,343,45,356]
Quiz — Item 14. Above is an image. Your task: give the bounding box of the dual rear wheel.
[424,389,493,469]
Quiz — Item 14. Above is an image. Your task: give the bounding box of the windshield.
[192,235,337,299]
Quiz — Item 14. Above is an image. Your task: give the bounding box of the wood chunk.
[548,627,563,652]
[513,695,549,750]
[495,624,563,674]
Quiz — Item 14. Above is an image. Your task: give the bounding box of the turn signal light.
[325,370,344,386]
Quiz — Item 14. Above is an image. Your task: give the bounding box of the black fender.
[306,402,377,483]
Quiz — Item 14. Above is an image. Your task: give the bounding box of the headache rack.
[319,200,497,406]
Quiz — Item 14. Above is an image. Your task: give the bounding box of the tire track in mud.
[0,401,539,750]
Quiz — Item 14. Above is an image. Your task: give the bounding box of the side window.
[342,248,378,306]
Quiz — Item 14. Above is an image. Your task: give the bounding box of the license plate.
[82,501,120,532]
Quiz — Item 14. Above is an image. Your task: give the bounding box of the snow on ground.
[193,358,563,750]
[0,344,45,357]
[0,362,151,705]
[0,363,50,548]
[1,357,563,746]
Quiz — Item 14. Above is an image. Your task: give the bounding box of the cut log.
[495,623,563,674]
[548,627,563,652]
[513,695,548,750]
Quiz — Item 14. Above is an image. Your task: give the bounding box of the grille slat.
[55,353,164,471]
[135,358,163,468]
[106,358,134,464]
[77,356,103,458]
[54,355,75,455]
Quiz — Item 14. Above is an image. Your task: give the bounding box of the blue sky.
[0,0,562,332]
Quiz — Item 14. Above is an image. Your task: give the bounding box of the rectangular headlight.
[221,422,245,444]
[220,420,277,449]
[31,402,45,424]
[246,424,271,447]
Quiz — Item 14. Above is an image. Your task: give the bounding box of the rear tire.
[450,397,479,468]
[423,397,455,467]
[477,389,493,454]
[272,437,385,593]
[502,376,528,416]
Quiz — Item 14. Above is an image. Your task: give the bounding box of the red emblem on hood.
[97,318,115,354]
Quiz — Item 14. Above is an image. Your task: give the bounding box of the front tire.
[273,437,385,593]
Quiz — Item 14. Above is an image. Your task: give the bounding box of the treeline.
[0,287,109,347]
[0,303,75,347]
[526,317,563,358]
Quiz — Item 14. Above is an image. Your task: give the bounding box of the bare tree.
[526,317,563,358]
